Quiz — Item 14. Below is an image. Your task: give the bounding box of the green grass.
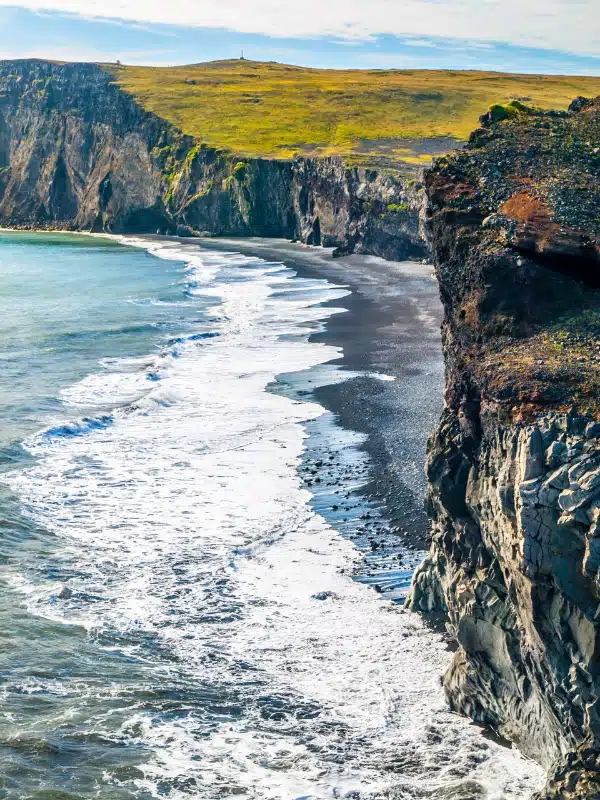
[109,59,600,165]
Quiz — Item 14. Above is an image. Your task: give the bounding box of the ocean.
[0,231,543,799]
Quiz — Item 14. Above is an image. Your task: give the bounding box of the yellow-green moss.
[386,202,410,213]
[232,161,248,180]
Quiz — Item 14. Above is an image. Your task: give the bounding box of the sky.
[0,1,598,74]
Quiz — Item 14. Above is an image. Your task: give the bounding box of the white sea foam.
[4,241,545,798]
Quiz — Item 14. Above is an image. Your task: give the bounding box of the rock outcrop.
[408,98,600,796]
[0,59,426,260]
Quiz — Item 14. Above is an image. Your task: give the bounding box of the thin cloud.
[402,39,441,48]
[30,8,178,35]
[0,0,598,56]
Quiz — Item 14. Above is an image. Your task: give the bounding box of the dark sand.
[136,234,444,600]
[188,237,445,602]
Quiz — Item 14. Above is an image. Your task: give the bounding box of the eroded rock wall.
[408,98,600,797]
[411,412,600,781]
[0,59,426,260]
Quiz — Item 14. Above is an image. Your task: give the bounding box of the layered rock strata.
[0,59,426,260]
[408,98,600,797]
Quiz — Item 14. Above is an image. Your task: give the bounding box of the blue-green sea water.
[0,232,210,463]
[0,232,542,800]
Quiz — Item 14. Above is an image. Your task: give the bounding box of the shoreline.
[0,229,549,795]
[2,228,445,597]
[84,228,444,599]
[189,236,446,601]
[0,227,444,555]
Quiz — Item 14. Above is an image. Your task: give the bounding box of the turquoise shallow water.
[0,232,543,800]
[0,231,206,467]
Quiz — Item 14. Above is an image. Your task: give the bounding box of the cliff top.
[427,97,600,421]
[110,59,600,168]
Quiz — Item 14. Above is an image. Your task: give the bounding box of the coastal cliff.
[0,59,426,260]
[407,98,600,796]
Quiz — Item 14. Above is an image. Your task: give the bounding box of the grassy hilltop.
[112,59,600,167]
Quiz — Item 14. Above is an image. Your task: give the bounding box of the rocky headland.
[407,98,600,797]
[0,59,426,261]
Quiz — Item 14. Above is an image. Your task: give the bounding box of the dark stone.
[408,94,600,798]
[311,591,337,601]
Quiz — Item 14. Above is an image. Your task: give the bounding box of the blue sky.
[0,3,599,75]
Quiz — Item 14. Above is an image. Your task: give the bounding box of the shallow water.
[0,231,544,799]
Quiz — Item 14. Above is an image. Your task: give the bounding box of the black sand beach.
[183,237,445,601]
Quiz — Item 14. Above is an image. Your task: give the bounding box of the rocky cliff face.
[0,59,426,260]
[407,98,600,796]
